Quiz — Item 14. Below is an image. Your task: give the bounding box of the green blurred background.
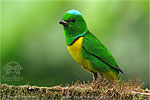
[1,1,149,88]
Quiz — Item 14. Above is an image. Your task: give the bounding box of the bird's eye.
[72,18,76,23]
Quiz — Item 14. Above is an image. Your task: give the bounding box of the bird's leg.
[93,72,98,81]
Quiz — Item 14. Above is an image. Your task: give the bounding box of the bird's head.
[59,9,88,35]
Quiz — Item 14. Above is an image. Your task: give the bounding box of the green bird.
[59,9,124,81]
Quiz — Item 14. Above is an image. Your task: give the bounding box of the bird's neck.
[64,30,88,46]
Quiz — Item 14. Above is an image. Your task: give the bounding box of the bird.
[59,9,124,82]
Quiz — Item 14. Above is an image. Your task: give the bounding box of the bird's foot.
[92,72,98,83]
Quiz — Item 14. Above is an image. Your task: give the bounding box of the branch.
[1,77,150,99]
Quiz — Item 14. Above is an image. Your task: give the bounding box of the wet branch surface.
[0,76,150,99]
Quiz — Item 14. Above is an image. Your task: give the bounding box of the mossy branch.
[0,76,150,99]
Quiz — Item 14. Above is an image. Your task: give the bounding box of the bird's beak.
[59,20,68,26]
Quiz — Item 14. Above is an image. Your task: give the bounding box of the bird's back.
[81,31,123,80]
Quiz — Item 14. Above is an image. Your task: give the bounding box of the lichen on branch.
[0,76,150,99]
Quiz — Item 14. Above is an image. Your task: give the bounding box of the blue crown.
[67,9,82,15]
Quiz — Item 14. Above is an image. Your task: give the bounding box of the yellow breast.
[67,37,92,72]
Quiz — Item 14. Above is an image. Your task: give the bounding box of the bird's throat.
[64,30,87,46]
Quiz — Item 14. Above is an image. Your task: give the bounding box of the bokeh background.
[1,0,149,88]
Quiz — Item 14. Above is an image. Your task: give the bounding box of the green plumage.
[82,31,123,76]
[59,9,123,82]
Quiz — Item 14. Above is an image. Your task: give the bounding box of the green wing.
[82,31,123,73]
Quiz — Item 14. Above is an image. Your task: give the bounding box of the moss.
[0,76,150,99]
